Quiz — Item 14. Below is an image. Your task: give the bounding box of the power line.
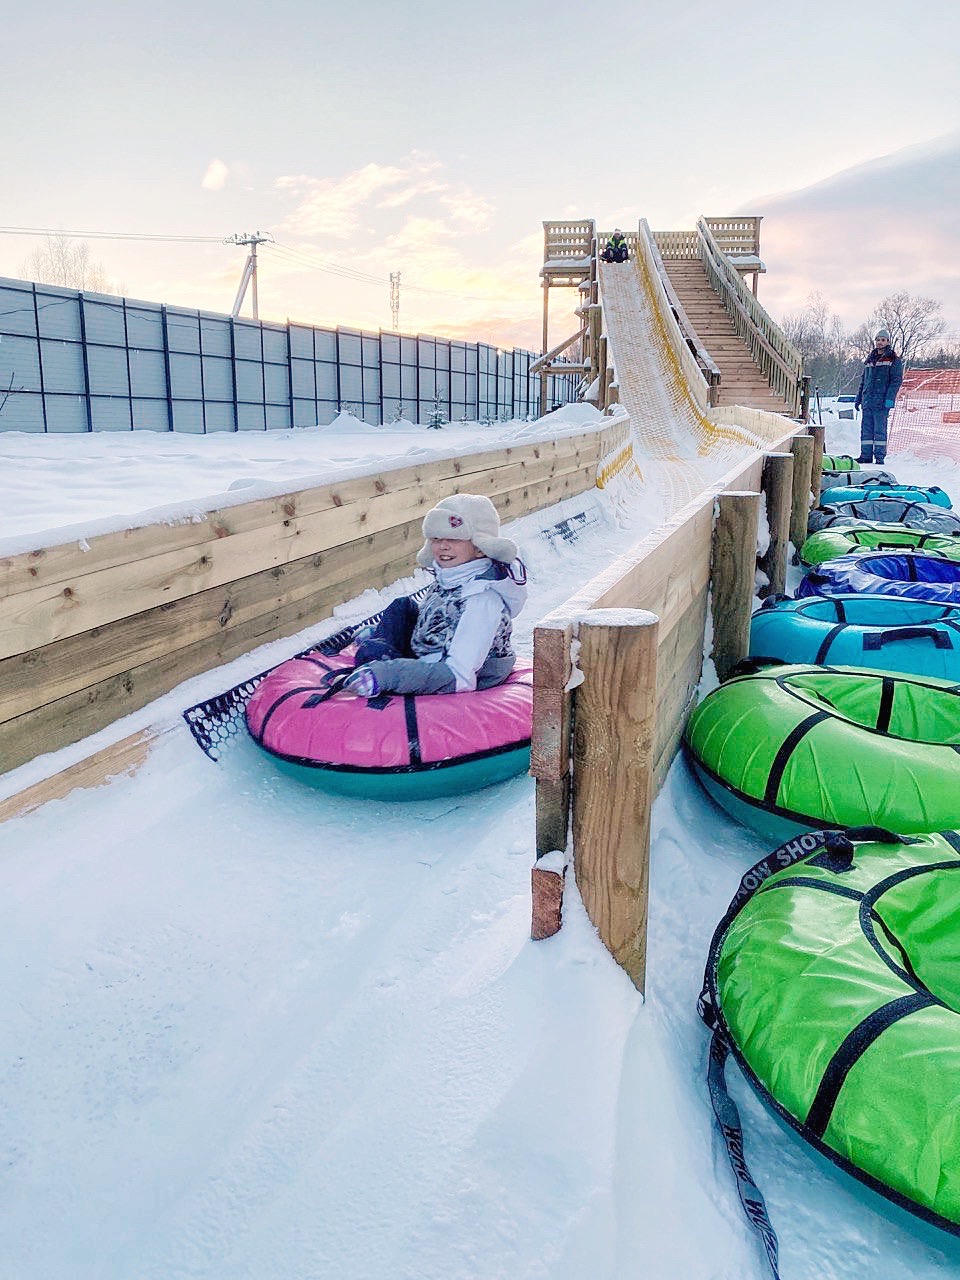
[0,223,533,309]
[0,225,223,243]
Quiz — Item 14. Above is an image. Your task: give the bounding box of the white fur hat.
[416,494,518,568]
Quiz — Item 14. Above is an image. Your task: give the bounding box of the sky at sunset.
[3,0,958,350]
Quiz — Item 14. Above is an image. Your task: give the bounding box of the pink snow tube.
[245,650,533,800]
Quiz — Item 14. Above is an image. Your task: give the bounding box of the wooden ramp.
[662,259,794,414]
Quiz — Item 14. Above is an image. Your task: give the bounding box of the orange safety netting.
[889,370,960,463]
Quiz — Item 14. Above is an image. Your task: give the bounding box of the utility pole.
[226,231,273,319]
[389,271,401,332]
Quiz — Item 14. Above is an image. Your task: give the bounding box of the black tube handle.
[863,626,953,651]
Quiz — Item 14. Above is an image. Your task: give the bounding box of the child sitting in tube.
[339,494,527,698]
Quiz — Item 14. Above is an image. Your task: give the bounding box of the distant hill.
[741,132,960,335]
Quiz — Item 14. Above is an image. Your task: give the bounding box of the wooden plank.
[0,426,618,598]
[0,457,606,775]
[0,553,415,777]
[0,448,603,662]
[0,517,426,723]
[0,728,165,826]
[653,639,706,793]
[572,609,659,993]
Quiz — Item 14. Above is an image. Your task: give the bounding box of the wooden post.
[588,303,602,383]
[572,608,659,993]
[759,453,793,598]
[790,434,815,555]
[597,336,608,410]
[531,619,574,858]
[530,619,574,939]
[808,424,825,507]
[711,491,761,682]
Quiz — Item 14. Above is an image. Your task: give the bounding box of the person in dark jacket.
[855,328,903,464]
[601,230,629,263]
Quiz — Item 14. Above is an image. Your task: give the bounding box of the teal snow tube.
[819,484,953,509]
[749,594,960,679]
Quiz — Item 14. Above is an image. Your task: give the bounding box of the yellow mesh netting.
[599,246,798,518]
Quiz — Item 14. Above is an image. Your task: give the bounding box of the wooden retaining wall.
[530,421,809,989]
[0,420,628,778]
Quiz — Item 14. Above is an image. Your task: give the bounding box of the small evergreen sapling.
[427,392,446,429]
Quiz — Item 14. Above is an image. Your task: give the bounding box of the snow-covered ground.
[1,413,960,1279]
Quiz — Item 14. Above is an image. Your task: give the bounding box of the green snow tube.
[683,664,960,842]
[800,523,960,567]
[702,827,960,1242]
[821,453,857,472]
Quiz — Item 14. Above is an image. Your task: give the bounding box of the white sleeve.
[445,592,505,692]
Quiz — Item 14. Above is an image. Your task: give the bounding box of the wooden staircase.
[662,258,794,415]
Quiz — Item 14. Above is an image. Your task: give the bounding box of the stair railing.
[643,223,721,406]
[695,217,804,416]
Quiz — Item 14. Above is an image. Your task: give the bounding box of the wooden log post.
[759,452,793,598]
[572,608,659,993]
[808,424,825,507]
[597,336,608,410]
[587,303,602,382]
[790,434,815,555]
[530,619,574,940]
[710,492,761,682]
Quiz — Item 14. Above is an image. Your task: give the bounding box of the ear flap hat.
[417,494,518,568]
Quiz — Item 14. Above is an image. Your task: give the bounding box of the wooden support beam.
[572,608,659,994]
[759,452,793,598]
[597,336,608,410]
[789,434,815,554]
[587,304,602,383]
[808,424,825,507]
[0,727,165,825]
[531,618,574,858]
[710,491,760,682]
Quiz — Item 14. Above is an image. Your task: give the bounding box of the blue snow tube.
[798,552,960,604]
[819,484,953,509]
[750,594,960,679]
[808,499,960,536]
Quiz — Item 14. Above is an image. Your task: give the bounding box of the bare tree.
[859,292,946,365]
[782,292,858,394]
[20,233,117,293]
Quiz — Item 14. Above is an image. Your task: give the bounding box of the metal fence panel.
[0,284,38,336]
[0,276,573,433]
[88,346,129,397]
[40,341,86,394]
